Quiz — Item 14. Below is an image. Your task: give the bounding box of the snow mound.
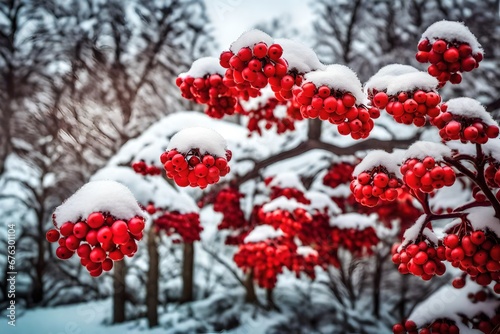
[421,20,483,54]
[230,29,274,52]
[275,38,325,73]
[244,225,284,243]
[53,180,144,227]
[92,166,199,213]
[385,72,438,95]
[262,196,308,213]
[330,213,376,230]
[399,215,438,248]
[306,191,341,214]
[460,206,500,237]
[353,150,403,177]
[297,245,318,257]
[167,127,227,157]
[178,57,225,78]
[268,172,306,192]
[409,280,498,331]
[403,141,452,161]
[364,64,419,93]
[445,97,497,126]
[304,64,366,104]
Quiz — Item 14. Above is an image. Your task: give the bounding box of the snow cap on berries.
[305,191,341,214]
[330,212,377,230]
[262,196,308,213]
[385,72,438,95]
[268,172,306,192]
[421,20,483,54]
[178,57,226,78]
[167,127,227,157]
[364,64,419,93]
[53,180,144,228]
[244,225,284,243]
[353,150,403,177]
[304,64,366,104]
[403,141,452,161]
[445,97,497,126]
[275,38,325,73]
[230,29,274,52]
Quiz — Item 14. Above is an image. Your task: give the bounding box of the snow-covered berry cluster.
[47,211,144,277]
[401,157,456,193]
[331,225,380,256]
[213,187,246,231]
[393,319,460,334]
[258,207,312,236]
[239,97,297,135]
[155,211,203,244]
[131,160,162,176]
[322,162,355,189]
[392,240,447,280]
[351,167,402,207]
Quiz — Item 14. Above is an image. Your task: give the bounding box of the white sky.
[205,0,314,51]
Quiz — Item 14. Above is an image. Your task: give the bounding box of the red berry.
[111,220,128,238]
[86,230,98,246]
[73,222,89,239]
[60,222,74,237]
[56,246,74,260]
[253,43,268,59]
[102,258,113,271]
[267,44,283,61]
[46,229,60,243]
[77,243,91,259]
[87,212,105,229]
[90,247,106,263]
[432,39,447,54]
[128,217,145,235]
[65,235,81,251]
[97,226,113,243]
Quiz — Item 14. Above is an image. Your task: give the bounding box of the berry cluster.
[213,188,247,231]
[293,83,376,139]
[160,148,231,189]
[371,90,441,126]
[431,106,500,144]
[416,38,483,85]
[234,239,294,289]
[131,160,162,176]
[470,311,500,333]
[393,319,460,334]
[485,163,500,189]
[154,211,203,243]
[401,157,456,193]
[323,162,355,188]
[351,168,402,207]
[443,230,500,290]
[392,240,447,280]
[220,42,288,98]
[268,186,310,205]
[291,252,318,280]
[46,212,145,277]
[176,73,237,119]
[258,207,312,236]
[239,97,297,135]
[331,226,379,256]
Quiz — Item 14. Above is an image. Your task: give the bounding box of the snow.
[262,196,308,213]
[244,224,284,243]
[400,214,427,248]
[166,126,227,158]
[385,71,438,95]
[364,64,419,93]
[275,38,325,73]
[178,57,225,78]
[353,150,403,177]
[297,245,318,257]
[92,166,199,213]
[445,97,497,126]
[229,29,274,52]
[305,191,341,214]
[304,64,366,104]
[421,20,483,54]
[268,172,306,192]
[52,180,144,227]
[409,280,498,331]
[330,213,377,230]
[403,141,452,161]
[463,205,500,237]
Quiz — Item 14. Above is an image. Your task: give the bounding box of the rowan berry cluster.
[154,211,203,244]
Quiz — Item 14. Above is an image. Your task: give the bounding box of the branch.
[200,243,245,288]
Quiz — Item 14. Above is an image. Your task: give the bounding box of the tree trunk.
[266,288,278,310]
[180,242,194,303]
[113,260,127,323]
[372,253,383,318]
[243,270,257,304]
[146,227,159,327]
[33,208,46,305]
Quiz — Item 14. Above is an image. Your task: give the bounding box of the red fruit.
[470,230,485,245]
[86,261,100,272]
[219,51,233,68]
[73,222,89,239]
[267,44,283,60]
[490,245,500,261]
[393,323,405,334]
[253,43,268,58]
[405,320,417,331]
[120,239,138,256]
[443,47,459,63]
[113,232,130,245]
[85,230,98,246]
[202,155,215,167]
[215,157,228,170]
[128,217,145,235]
[237,47,252,62]
[432,39,447,54]
[417,39,431,52]
[87,212,105,229]
[413,251,428,265]
[415,51,429,63]
[60,222,75,237]
[102,258,113,271]
[77,243,91,259]
[90,247,106,263]
[65,235,81,251]
[452,277,465,289]
[109,249,124,261]
[450,247,465,261]
[97,226,113,243]
[461,56,476,72]
[342,94,356,108]
[89,266,103,277]
[146,204,156,214]
[56,246,74,260]
[46,229,60,243]
[194,164,209,178]
[263,64,275,77]
[111,220,128,238]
